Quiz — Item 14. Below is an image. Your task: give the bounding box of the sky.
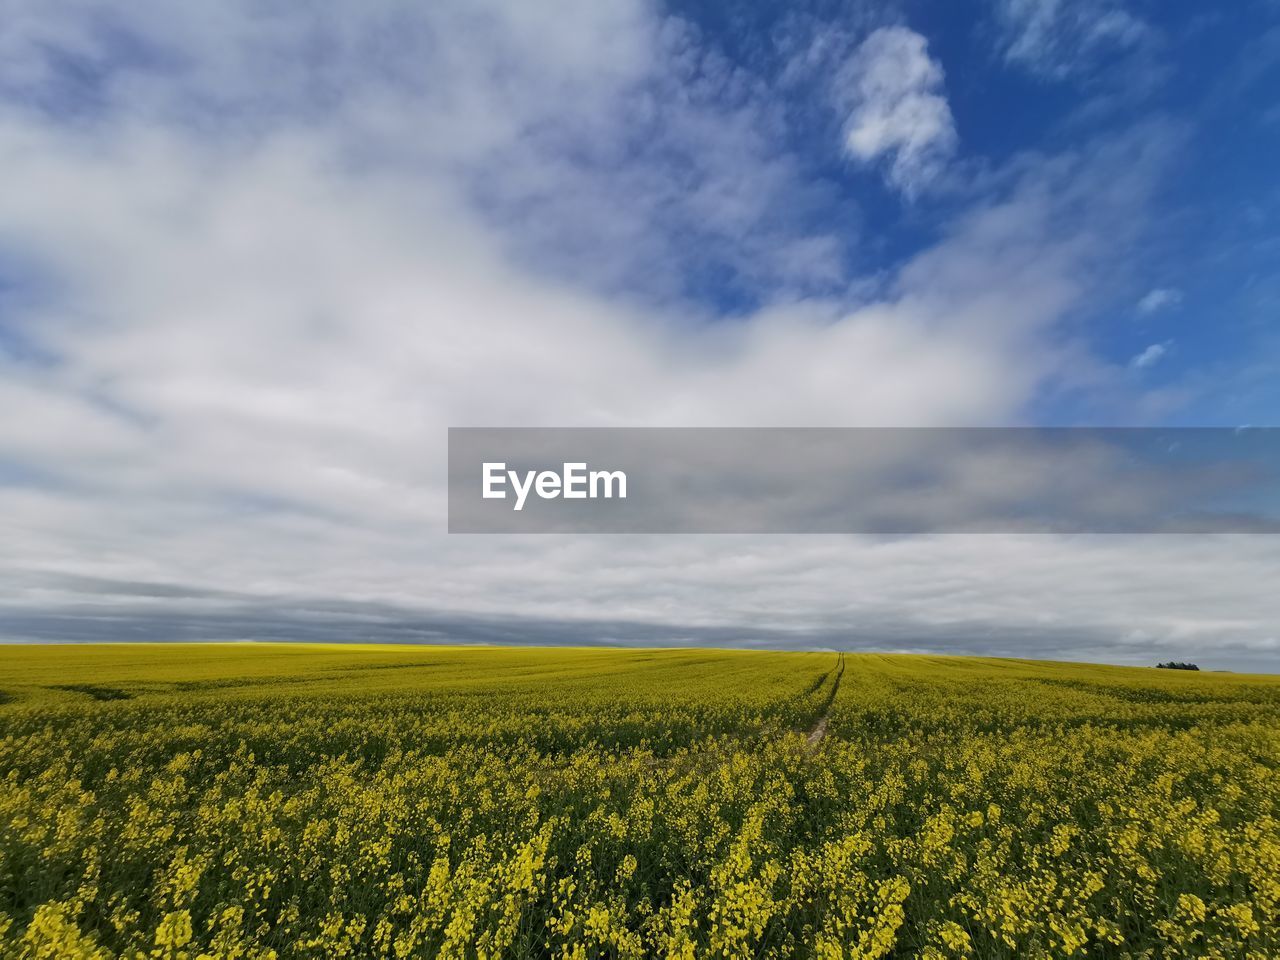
[0,0,1278,669]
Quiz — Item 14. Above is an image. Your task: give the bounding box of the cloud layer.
[0,0,1276,670]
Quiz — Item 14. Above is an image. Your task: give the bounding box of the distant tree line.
[1156,661,1199,671]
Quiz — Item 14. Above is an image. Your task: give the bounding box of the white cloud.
[994,0,1150,78]
[837,26,957,197]
[1136,287,1182,314]
[1130,341,1170,369]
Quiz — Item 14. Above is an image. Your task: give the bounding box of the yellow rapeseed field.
[0,644,1277,958]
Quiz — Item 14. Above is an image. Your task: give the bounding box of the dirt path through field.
[806,652,844,750]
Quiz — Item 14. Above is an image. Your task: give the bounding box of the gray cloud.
[2,561,1277,672]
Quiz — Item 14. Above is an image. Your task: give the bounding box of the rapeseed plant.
[0,644,1277,957]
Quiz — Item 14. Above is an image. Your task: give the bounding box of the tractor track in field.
[530,652,847,785]
[805,652,844,751]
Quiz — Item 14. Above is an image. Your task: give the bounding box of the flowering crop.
[0,644,1277,958]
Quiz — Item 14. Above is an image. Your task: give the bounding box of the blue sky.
[454,0,1280,425]
[0,0,1279,667]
